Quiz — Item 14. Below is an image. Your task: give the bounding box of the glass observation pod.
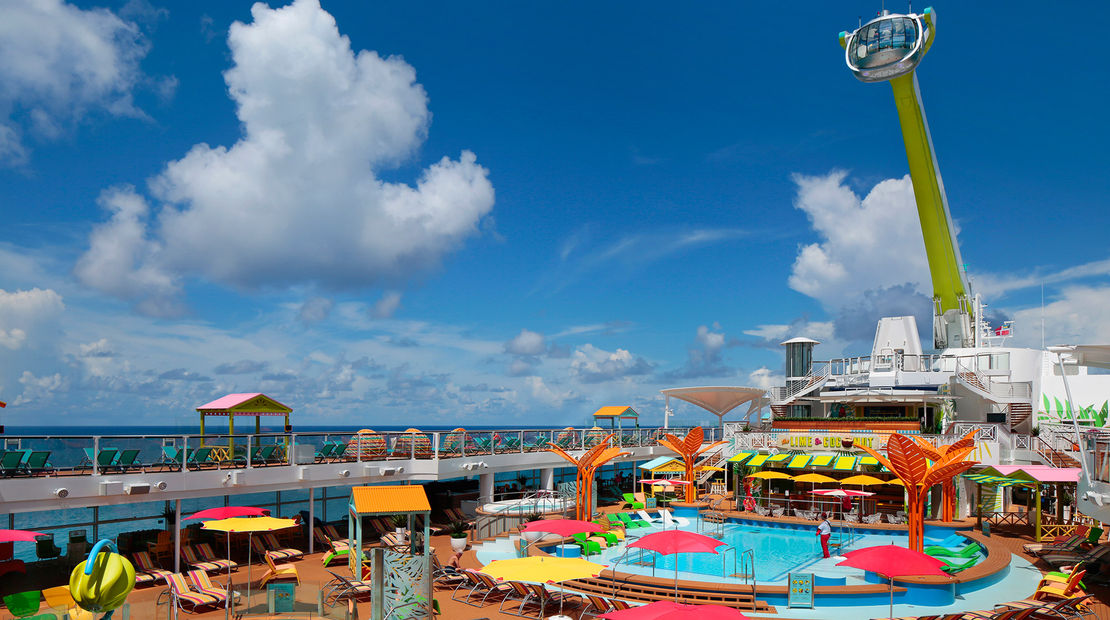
[843,11,929,82]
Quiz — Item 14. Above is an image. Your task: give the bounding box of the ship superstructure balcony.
[0,426,714,515]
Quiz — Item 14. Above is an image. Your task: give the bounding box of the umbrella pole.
[674,556,679,600]
[889,576,894,619]
[247,532,252,607]
[226,534,232,620]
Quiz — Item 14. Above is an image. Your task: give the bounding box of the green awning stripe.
[786,454,812,469]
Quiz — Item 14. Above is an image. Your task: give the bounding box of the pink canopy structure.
[838,545,948,618]
[0,529,45,543]
[629,530,728,598]
[521,519,603,537]
[183,506,269,521]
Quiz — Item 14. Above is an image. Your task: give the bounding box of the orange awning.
[350,485,430,515]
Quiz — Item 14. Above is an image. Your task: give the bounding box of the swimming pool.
[608,518,974,584]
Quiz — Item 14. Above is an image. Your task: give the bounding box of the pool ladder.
[721,547,757,601]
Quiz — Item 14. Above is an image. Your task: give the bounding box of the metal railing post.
[92,436,100,476]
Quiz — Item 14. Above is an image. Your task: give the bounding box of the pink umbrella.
[628,531,727,598]
[837,544,948,618]
[183,506,269,521]
[599,600,749,619]
[522,519,603,537]
[639,479,690,485]
[0,529,45,543]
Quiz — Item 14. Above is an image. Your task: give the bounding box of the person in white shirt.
[816,513,832,558]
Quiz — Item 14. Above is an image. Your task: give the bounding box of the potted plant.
[449,520,469,553]
[391,514,407,535]
[521,512,544,543]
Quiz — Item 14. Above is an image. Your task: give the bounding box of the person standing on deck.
[816,512,831,558]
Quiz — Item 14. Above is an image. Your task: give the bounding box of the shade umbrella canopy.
[791,473,838,484]
[600,600,749,619]
[0,529,45,543]
[640,479,690,486]
[480,556,606,583]
[203,515,299,607]
[202,516,297,533]
[745,471,793,480]
[837,475,888,486]
[812,489,873,497]
[629,530,726,556]
[184,506,269,521]
[885,478,905,486]
[521,519,603,537]
[837,544,948,618]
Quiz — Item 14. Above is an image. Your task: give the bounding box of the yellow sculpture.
[547,434,628,521]
[657,427,726,503]
[70,540,135,617]
[859,432,977,552]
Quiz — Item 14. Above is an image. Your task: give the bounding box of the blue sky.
[2,0,1109,428]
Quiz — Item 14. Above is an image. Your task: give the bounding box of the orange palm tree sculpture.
[910,431,977,522]
[547,434,629,521]
[858,432,977,552]
[658,427,726,503]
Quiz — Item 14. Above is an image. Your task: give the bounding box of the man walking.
[816,512,832,558]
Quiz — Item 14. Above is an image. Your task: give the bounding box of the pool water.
[613,520,969,583]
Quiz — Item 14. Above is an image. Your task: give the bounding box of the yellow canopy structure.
[202,516,297,533]
[480,556,606,583]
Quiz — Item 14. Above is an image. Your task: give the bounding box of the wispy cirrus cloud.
[535,226,750,294]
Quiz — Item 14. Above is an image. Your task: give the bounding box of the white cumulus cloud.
[789,171,930,308]
[0,0,151,166]
[0,288,65,351]
[569,344,653,384]
[77,0,494,314]
[505,328,546,356]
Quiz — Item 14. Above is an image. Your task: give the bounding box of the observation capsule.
[839,8,934,83]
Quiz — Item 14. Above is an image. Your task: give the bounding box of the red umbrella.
[837,544,948,618]
[599,600,749,619]
[628,531,727,598]
[0,529,45,543]
[628,530,726,556]
[183,506,269,521]
[521,519,603,537]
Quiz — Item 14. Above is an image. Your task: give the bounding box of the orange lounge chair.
[259,551,299,587]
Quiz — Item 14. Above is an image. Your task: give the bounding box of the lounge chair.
[195,543,237,571]
[22,451,52,476]
[0,450,25,477]
[578,593,632,619]
[322,570,372,607]
[926,541,982,558]
[185,447,214,469]
[571,535,601,556]
[937,554,980,573]
[132,551,172,586]
[616,512,650,529]
[1029,535,1085,557]
[186,570,233,605]
[1042,543,1110,569]
[623,493,645,510]
[180,546,223,573]
[572,532,610,550]
[165,573,221,612]
[1033,569,1086,602]
[259,551,299,587]
[2,590,41,618]
[994,593,1092,617]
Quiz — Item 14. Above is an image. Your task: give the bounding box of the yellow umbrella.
[695,466,726,472]
[791,473,837,483]
[885,478,905,486]
[480,556,605,614]
[203,516,298,605]
[838,475,887,486]
[745,471,793,480]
